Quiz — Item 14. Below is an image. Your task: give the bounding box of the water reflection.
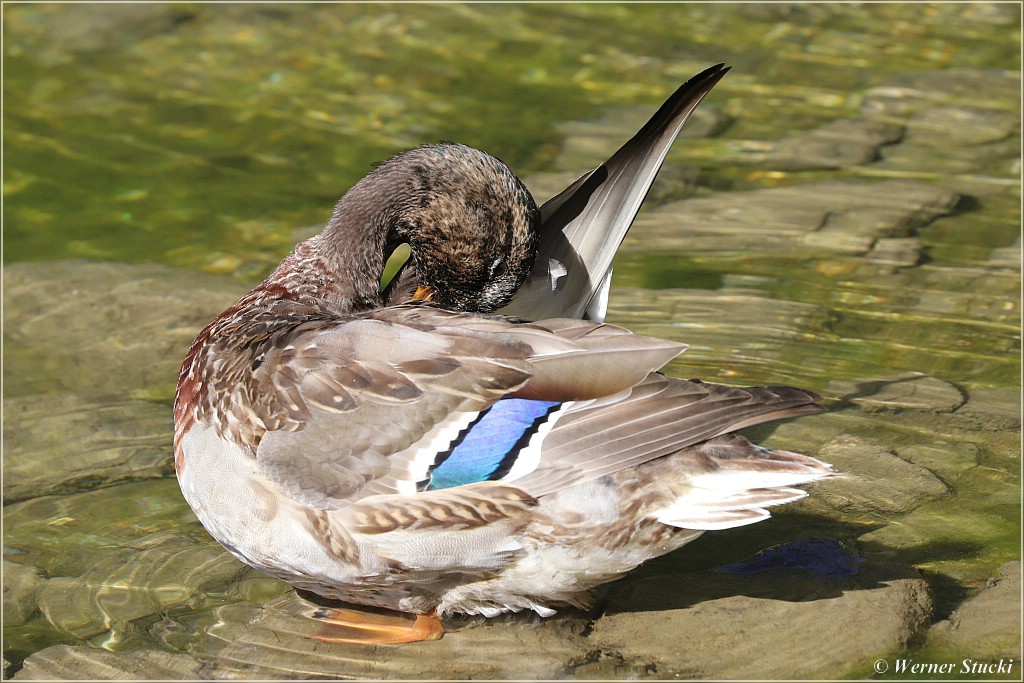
[3,1,1019,679]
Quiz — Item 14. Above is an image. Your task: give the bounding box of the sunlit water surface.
[3,3,1019,680]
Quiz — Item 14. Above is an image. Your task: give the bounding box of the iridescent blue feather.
[426,399,560,490]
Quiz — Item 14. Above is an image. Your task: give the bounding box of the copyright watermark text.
[873,657,1016,676]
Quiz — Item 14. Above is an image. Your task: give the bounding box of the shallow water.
[3,3,1020,680]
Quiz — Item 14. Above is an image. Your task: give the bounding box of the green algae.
[3,1,1019,678]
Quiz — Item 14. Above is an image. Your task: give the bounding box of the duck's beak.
[411,285,435,302]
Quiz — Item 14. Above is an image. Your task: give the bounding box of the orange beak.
[411,285,435,302]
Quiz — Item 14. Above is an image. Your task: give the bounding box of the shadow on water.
[860,537,985,622]
[588,517,866,609]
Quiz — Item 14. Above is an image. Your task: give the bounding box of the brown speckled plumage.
[174,143,540,466]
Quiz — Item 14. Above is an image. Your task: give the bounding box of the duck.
[173,64,832,643]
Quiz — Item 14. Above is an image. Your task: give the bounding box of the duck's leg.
[311,605,445,644]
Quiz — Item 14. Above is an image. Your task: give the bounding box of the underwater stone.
[859,466,1016,563]
[875,142,979,176]
[626,180,958,259]
[906,106,1019,146]
[590,562,932,679]
[826,371,966,413]
[607,287,829,331]
[13,645,209,680]
[989,237,1021,270]
[896,441,979,481]
[817,182,958,237]
[928,561,1021,659]
[3,261,247,397]
[638,189,827,237]
[763,118,903,170]
[811,434,948,514]
[800,230,875,254]
[2,561,43,626]
[2,393,172,502]
[188,591,589,679]
[954,387,1022,432]
[861,69,1021,121]
[866,237,921,267]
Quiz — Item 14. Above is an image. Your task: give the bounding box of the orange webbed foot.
[311,605,444,644]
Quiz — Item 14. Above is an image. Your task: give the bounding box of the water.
[3,3,1019,679]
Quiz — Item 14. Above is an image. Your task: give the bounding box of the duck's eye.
[489,258,507,279]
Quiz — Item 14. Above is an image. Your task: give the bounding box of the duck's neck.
[258,166,410,315]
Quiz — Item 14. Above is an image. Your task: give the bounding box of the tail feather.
[499,63,731,321]
[658,506,771,531]
[652,435,831,531]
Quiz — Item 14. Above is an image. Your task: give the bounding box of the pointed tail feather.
[500,64,731,321]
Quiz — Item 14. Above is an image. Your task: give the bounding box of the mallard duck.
[173,64,831,643]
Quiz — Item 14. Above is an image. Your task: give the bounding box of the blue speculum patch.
[425,399,560,490]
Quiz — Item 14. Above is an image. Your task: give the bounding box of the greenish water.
[5,3,1018,273]
[3,2,1020,679]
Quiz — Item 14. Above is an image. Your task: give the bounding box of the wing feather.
[250,306,681,508]
[244,305,823,514]
[514,377,825,496]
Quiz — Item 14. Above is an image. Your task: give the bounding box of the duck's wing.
[251,306,683,510]
[251,307,821,516]
[508,369,826,497]
[499,63,730,322]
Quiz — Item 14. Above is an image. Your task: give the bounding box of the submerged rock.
[928,561,1022,659]
[989,237,1021,270]
[625,179,958,259]
[14,645,209,681]
[3,392,172,503]
[858,481,1016,571]
[866,237,921,267]
[953,387,1022,432]
[860,69,1021,183]
[896,441,980,481]
[3,260,247,397]
[861,69,1021,122]
[811,434,948,515]
[3,561,44,626]
[905,106,1019,146]
[826,371,966,413]
[589,562,932,679]
[763,118,903,170]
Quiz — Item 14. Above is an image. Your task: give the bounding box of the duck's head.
[392,143,541,313]
[323,143,541,313]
